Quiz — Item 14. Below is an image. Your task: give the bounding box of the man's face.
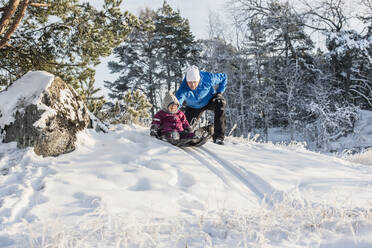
[187,80,199,90]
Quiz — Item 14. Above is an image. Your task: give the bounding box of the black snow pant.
[184,95,226,141]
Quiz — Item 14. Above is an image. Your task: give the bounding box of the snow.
[1,124,372,247]
[344,148,372,167]
[0,71,55,130]
[265,109,372,155]
[327,110,372,153]
[59,89,77,120]
[328,31,370,57]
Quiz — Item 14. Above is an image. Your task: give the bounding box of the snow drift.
[0,125,371,247]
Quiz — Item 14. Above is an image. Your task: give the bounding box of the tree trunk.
[0,0,29,49]
[0,0,20,36]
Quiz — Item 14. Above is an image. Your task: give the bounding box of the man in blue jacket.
[176,65,227,145]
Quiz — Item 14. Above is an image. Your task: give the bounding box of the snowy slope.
[0,125,372,247]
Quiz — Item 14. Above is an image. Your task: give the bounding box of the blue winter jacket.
[176,71,227,109]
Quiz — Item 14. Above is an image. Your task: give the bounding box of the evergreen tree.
[0,0,140,108]
[105,8,160,116]
[106,3,198,115]
[243,16,275,139]
[78,68,106,116]
[325,31,372,109]
[154,1,198,91]
[111,90,152,125]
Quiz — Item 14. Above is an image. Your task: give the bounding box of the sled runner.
[155,124,214,148]
[163,136,209,147]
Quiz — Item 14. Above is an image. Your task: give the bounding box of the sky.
[94,0,227,97]
[122,0,227,39]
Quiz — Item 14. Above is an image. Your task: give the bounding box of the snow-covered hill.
[0,125,372,247]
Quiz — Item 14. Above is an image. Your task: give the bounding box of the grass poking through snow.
[15,190,372,248]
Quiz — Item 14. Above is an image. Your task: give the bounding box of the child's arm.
[150,112,162,136]
[179,111,192,131]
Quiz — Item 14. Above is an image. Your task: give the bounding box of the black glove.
[184,126,193,133]
[213,93,225,104]
[215,92,223,98]
[150,125,159,137]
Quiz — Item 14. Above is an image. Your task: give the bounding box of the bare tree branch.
[301,0,348,32]
[29,2,50,8]
[361,0,372,9]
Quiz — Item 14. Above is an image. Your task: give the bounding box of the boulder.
[0,71,90,157]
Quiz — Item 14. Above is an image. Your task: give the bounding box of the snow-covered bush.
[326,31,372,109]
[305,102,359,148]
[343,148,372,166]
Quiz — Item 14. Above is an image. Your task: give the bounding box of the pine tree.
[325,31,372,109]
[154,1,198,91]
[105,8,160,116]
[106,3,198,115]
[111,90,152,125]
[78,68,105,116]
[0,0,140,109]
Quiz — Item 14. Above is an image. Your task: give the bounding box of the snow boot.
[213,137,224,145]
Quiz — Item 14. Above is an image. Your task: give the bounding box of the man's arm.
[211,73,227,93]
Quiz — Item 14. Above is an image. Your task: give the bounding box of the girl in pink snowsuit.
[150,92,194,140]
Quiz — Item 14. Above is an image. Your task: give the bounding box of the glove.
[150,125,159,137]
[213,93,225,104]
[184,126,193,133]
[215,93,223,99]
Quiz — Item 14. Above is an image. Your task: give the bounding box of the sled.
[163,136,209,147]
[154,124,214,148]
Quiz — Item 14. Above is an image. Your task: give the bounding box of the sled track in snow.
[183,146,282,206]
[183,147,252,201]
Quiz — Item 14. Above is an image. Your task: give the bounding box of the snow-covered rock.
[0,71,90,157]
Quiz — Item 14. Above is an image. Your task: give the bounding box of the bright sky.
[122,0,227,39]
[95,0,227,96]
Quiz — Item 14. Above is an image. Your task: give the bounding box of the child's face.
[168,103,178,113]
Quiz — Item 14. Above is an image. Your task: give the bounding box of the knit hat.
[161,91,179,113]
[185,65,200,82]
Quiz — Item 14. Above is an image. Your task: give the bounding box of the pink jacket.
[152,110,191,135]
